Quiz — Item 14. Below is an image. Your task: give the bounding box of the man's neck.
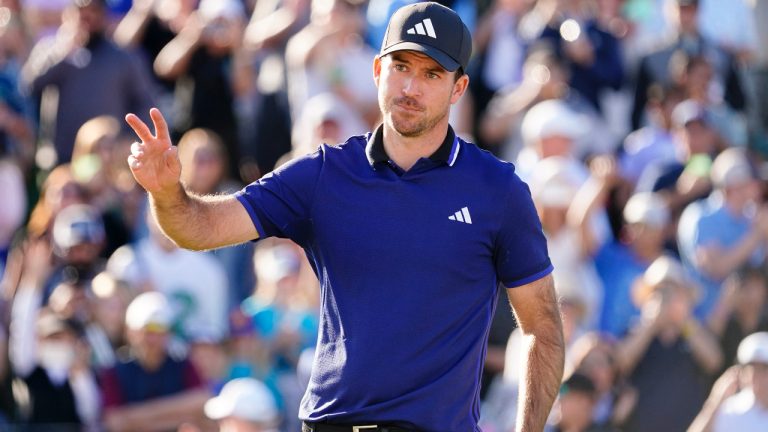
[382,122,450,171]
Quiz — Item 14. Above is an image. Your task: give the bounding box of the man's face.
[373,51,467,138]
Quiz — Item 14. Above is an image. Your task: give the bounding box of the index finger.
[125,112,154,142]
[150,107,170,142]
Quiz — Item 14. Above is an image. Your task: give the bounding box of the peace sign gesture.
[125,108,182,196]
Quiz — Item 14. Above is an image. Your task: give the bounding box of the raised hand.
[125,108,182,196]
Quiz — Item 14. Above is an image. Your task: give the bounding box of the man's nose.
[401,76,421,96]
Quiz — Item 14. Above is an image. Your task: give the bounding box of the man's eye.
[394,64,406,71]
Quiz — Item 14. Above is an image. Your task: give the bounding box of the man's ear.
[373,56,382,87]
[450,74,469,105]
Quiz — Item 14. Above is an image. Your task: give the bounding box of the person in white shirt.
[690,331,768,432]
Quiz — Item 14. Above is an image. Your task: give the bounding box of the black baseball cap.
[380,2,472,73]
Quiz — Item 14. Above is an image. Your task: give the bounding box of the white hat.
[623,192,670,228]
[125,292,173,331]
[521,100,589,146]
[529,156,583,208]
[198,0,245,21]
[205,378,278,423]
[254,244,301,283]
[632,255,700,306]
[738,332,768,365]
[710,148,754,189]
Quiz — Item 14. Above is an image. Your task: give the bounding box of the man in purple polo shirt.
[125,3,563,431]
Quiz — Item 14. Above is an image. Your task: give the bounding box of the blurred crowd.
[0,0,767,431]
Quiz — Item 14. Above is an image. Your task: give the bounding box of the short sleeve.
[495,174,553,288]
[235,149,323,244]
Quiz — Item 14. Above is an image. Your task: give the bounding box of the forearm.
[149,184,245,251]
[113,7,152,48]
[154,32,199,80]
[697,229,763,280]
[615,321,656,375]
[515,309,564,431]
[688,398,719,432]
[684,319,724,374]
[104,389,209,432]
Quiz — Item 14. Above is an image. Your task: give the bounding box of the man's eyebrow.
[390,52,411,63]
[389,52,447,74]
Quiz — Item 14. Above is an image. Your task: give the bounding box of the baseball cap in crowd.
[205,378,278,424]
[521,100,589,146]
[676,0,699,6]
[529,156,583,208]
[379,2,471,72]
[672,99,709,129]
[125,291,173,331]
[52,204,106,250]
[623,192,670,228]
[710,147,755,189]
[738,332,768,365]
[632,255,700,306]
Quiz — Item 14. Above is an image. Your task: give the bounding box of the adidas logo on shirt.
[448,207,472,224]
[406,18,437,39]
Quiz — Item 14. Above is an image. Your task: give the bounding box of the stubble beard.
[382,97,449,138]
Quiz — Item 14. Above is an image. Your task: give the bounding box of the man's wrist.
[150,182,186,208]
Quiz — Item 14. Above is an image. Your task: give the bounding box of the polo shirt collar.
[365,124,461,168]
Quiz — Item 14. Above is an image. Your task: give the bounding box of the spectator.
[177,128,254,309]
[534,0,625,114]
[618,84,684,186]
[616,255,723,432]
[70,116,132,256]
[568,333,636,429]
[89,271,133,368]
[100,291,209,432]
[677,147,768,318]
[689,331,768,432]
[22,0,154,165]
[113,0,197,108]
[44,204,106,302]
[676,55,747,148]
[635,99,719,214]
[107,213,229,342]
[480,46,567,159]
[11,309,100,431]
[516,98,593,181]
[529,155,613,327]
[708,265,768,370]
[285,0,378,133]
[595,192,671,337]
[153,0,245,181]
[630,0,745,130]
[204,377,280,432]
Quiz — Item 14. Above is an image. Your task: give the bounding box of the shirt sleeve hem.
[234,191,267,239]
[502,262,554,289]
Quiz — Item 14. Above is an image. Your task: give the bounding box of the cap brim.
[380,41,460,72]
[204,397,230,420]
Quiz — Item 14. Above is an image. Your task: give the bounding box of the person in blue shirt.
[124,3,564,431]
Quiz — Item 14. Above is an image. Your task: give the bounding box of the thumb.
[164,146,181,175]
